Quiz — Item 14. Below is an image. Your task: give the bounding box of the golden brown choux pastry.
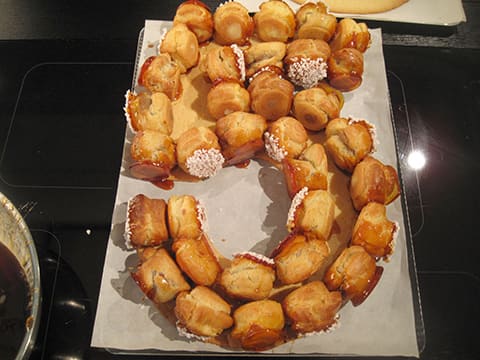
[172,235,221,286]
[129,130,176,181]
[176,126,225,178]
[159,23,199,73]
[325,117,375,172]
[329,18,370,53]
[254,0,296,42]
[207,81,250,120]
[248,67,294,121]
[173,0,214,43]
[352,202,398,259]
[272,232,330,284]
[175,286,234,338]
[138,54,182,100]
[282,281,342,334]
[135,246,160,263]
[231,299,285,350]
[292,87,342,131]
[167,194,206,240]
[327,47,364,92]
[287,189,335,242]
[349,155,400,211]
[219,252,275,301]
[295,2,337,41]
[131,248,190,304]
[215,111,267,166]
[125,194,169,248]
[125,91,173,134]
[282,143,328,198]
[264,116,308,162]
[285,38,331,88]
[244,41,287,78]
[324,245,382,306]
[204,45,246,83]
[213,1,254,45]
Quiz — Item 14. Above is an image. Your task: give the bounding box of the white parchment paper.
[91,21,419,357]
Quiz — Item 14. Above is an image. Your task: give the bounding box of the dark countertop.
[0,1,479,359]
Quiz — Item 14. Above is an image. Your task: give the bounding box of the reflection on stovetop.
[384,45,480,360]
[1,62,129,189]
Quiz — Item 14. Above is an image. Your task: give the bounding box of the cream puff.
[173,0,214,43]
[125,194,169,248]
[231,299,285,350]
[215,111,267,165]
[349,156,400,211]
[248,67,294,121]
[254,0,296,42]
[207,80,250,120]
[285,38,331,89]
[129,130,176,181]
[287,188,335,242]
[324,245,383,306]
[124,90,173,134]
[167,194,207,240]
[295,2,337,41]
[175,285,233,338]
[329,18,370,53]
[327,47,364,92]
[351,202,398,259]
[213,1,254,46]
[159,23,199,73]
[131,248,191,304]
[282,143,328,198]
[175,126,225,179]
[219,252,275,301]
[138,54,182,100]
[172,235,221,286]
[204,44,246,83]
[292,87,342,131]
[243,41,287,78]
[325,117,375,172]
[282,281,342,334]
[264,116,308,162]
[272,232,330,284]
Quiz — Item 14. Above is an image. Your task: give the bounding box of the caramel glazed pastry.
[126,191,350,348]
[120,0,404,352]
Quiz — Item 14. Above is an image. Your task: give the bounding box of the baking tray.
[91,20,424,357]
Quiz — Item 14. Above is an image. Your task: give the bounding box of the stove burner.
[0,62,128,189]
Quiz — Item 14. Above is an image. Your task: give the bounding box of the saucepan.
[0,192,41,359]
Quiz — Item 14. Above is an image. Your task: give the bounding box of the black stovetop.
[0,1,479,359]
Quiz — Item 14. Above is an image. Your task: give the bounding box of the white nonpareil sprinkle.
[264,132,288,162]
[186,148,225,178]
[392,221,400,243]
[347,116,378,153]
[234,251,275,265]
[176,322,210,342]
[231,44,246,82]
[124,196,135,248]
[123,89,133,126]
[217,0,233,8]
[196,201,208,233]
[287,57,328,89]
[287,187,309,230]
[158,27,168,53]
